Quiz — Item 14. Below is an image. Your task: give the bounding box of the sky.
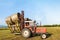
[0,0,60,25]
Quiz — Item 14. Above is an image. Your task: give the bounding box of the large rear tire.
[21,28,31,38]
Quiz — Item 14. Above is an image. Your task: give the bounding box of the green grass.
[0,30,16,40]
[46,27,60,40]
[0,27,60,40]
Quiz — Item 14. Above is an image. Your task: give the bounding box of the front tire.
[41,34,46,39]
[21,28,31,38]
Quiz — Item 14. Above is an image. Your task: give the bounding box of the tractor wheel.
[41,33,46,39]
[21,28,31,38]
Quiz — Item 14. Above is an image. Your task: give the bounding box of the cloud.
[0,18,6,25]
[0,19,1,24]
[0,19,2,24]
[45,12,60,25]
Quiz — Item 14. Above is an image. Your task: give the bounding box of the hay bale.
[11,13,20,23]
[5,16,13,25]
[5,13,20,25]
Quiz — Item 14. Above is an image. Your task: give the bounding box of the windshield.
[29,22,34,26]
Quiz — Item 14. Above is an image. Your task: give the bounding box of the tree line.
[39,24,60,27]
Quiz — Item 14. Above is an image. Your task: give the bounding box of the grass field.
[0,27,60,40]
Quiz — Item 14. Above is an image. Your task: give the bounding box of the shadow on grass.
[14,32,52,39]
[46,33,52,38]
[30,32,52,39]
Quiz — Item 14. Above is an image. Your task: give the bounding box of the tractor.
[5,11,47,39]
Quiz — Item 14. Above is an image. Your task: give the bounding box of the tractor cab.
[24,21,36,27]
[24,21,36,33]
